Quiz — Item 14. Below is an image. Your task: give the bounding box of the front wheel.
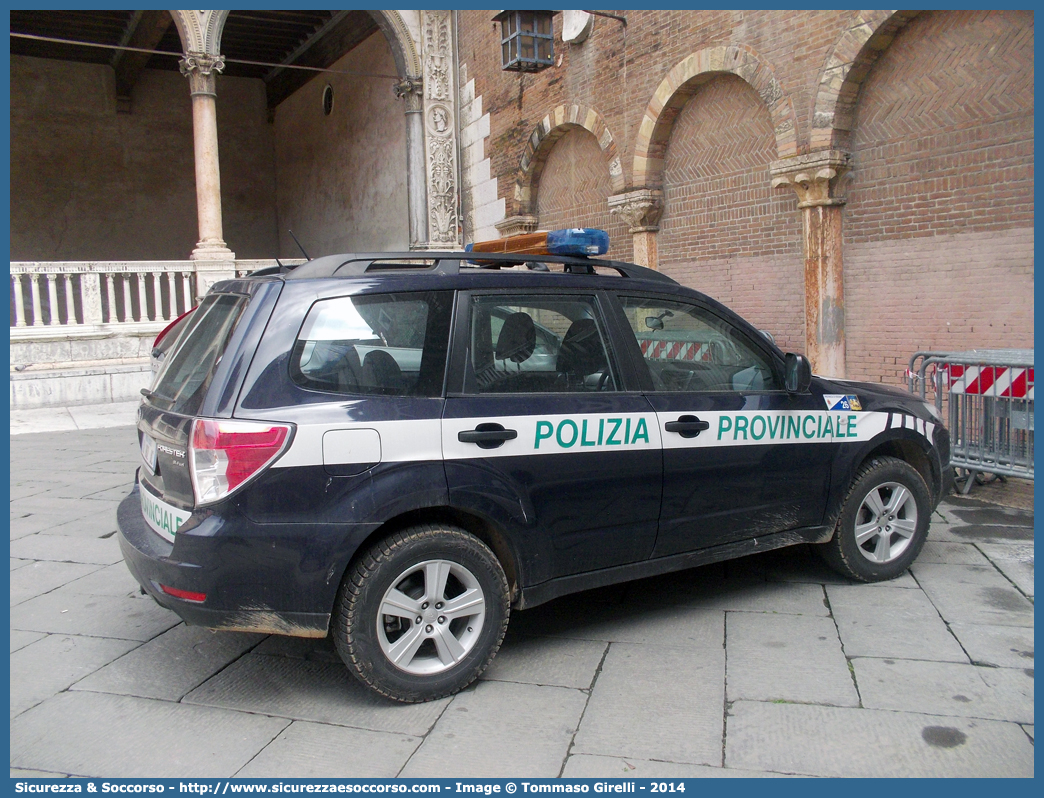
[333,524,509,702]
[817,456,931,582]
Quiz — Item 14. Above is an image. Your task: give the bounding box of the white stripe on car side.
[273,418,444,468]
[270,409,932,468]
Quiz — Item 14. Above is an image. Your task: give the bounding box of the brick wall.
[456,10,858,209]
[534,128,633,261]
[456,10,1034,377]
[844,9,1034,385]
[657,74,804,349]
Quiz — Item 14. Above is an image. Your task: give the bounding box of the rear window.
[290,291,453,397]
[150,293,247,415]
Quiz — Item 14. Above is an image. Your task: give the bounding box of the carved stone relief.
[422,10,459,247]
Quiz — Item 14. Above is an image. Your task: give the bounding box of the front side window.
[291,291,452,397]
[466,294,617,394]
[619,296,780,392]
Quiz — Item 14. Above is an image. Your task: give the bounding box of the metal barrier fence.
[909,349,1034,493]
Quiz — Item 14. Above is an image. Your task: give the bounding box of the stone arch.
[810,10,921,150]
[370,11,422,79]
[514,104,624,216]
[169,10,228,55]
[632,45,797,189]
[183,11,421,78]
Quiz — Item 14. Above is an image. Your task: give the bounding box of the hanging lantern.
[494,10,554,72]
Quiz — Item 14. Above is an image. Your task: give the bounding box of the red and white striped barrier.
[639,339,712,362]
[946,365,1034,399]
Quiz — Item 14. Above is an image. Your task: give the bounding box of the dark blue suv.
[118,239,950,702]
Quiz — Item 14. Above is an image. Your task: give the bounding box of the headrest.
[557,318,605,375]
[495,312,536,364]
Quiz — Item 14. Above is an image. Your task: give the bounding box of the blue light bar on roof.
[546,228,609,256]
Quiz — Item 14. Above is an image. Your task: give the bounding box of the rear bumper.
[117,481,370,637]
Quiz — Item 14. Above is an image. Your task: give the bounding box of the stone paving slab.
[725,611,858,706]
[945,523,1034,543]
[917,540,991,565]
[677,579,830,616]
[61,561,145,597]
[79,485,135,503]
[946,499,1035,529]
[10,691,289,778]
[401,681,587,777]
[44,506,124,538]
[10,512,94,540]
[183,653,450,736]
[11,558,32,570]
[1023,725,1034,741]
[571,642,725,766]
[826,583,968,662]
[72,624,265,701]
[9,560,103,606]
[949,622,1035,669]
[726,701,1035,778]
[977,542,1035,597]
[10,495,122,519]
[10,634,140,718]
[562,755,800,778]
[10,590,180,641]
[854,657,1034,724]
[38,474,132,500]
[912,562,1035,627]
[10,769,66,778]
[10,630,46,654]
[9,534,123,565]
[512,598,724,650]
[237,721,422,778]
[481,634,607,689]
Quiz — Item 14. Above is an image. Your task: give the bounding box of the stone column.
[179,53,235,263]
[395,77,429,249]
[770,151,850,378]
[609,189,664,269]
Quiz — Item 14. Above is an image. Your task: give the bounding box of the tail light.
[190,419,293,505]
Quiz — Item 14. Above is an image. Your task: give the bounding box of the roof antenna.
[288,229,310,260]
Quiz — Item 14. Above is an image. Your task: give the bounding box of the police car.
[118,228,951,703]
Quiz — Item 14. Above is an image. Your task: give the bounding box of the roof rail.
[301,252,678,284]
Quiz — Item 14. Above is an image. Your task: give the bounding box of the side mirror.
[645,316,664,330]
[785,353,812,393]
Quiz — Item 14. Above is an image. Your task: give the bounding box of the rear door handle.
[664,415,710,439]
[457,422,518,449]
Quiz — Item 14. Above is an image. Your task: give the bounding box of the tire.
[333,523,510,703]
[817,456,931,582]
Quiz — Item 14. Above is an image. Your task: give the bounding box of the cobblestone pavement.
[9,426,1034,778]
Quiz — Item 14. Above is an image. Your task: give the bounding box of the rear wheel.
[817,456,931,582]
[333,524,509,702]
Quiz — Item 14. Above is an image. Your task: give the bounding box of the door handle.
[664,415,710,439]
[457,422,518,449]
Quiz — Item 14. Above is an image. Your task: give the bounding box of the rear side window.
[151,293,247,416]
[290,291,453,397]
